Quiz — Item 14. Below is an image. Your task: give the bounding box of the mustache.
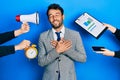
[53,20,59,23]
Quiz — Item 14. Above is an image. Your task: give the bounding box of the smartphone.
[92,46,105,51]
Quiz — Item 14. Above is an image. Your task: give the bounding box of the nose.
[53,15,57,20]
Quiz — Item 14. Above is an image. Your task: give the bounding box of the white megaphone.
[16,12,39,24]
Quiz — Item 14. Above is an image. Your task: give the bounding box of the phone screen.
[92,46,105,51]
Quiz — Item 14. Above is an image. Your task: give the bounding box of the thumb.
[61,37,64,40]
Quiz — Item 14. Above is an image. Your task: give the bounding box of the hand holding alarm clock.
[24,44,38,59]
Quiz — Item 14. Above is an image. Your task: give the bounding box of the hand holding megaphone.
[16,12,39,59]
[20,22,30,33]
[16,12,39,24]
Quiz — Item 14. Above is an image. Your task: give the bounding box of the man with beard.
[38,3,86,80]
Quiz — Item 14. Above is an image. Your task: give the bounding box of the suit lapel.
[64,28,69,40]
[48,29,54,41]
[44,29,54,50]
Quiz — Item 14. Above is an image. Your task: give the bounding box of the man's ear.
[63,15,65,20]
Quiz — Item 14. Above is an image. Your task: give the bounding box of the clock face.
[26,48,37,59]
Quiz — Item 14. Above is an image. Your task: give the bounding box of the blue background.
[0,0,120,80]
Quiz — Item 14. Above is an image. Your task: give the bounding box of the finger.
[59,38,65,43]
[59,40,64,43]
[65,43,72,47]
[22,23,29,28]
[51,41,57,48]
[25,40,31,45]
[95,51,104,54]
[21,24,29,32]
[22,22,28,25]
[51,40,58,45]
[64,41,72,46]
[65,42,72,48]
[65,45,72,51]
[103,23,108,26]
[101,48,106,51]
[51,42,56,46]
[66,44,72,49]
[61,37,64,40]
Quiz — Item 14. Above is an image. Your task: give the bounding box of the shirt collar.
[52,25,65,34]
[52,25,65,40]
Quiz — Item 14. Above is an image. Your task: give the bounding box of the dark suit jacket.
[0,31,15,57]
[114,29,120,58]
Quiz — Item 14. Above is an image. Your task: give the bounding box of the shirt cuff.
[114,51,120,58]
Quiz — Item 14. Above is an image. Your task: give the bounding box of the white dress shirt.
[52,26,65,41]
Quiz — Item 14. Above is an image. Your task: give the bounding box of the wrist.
[111,51,115,56]
[55,49,61,54]
[15,45,20,51]
[56,49,60,54]
[109,27,116,33]
[14,29,23,37]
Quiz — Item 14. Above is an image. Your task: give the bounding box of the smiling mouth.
[53,20,59,23]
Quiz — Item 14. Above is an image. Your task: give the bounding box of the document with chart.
[75,13,107,39]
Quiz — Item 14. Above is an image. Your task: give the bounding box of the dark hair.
[47,3,64,16]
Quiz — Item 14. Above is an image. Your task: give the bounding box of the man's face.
[48,9,64,29]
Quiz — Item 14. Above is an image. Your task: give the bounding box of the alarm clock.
[25,44,38,59]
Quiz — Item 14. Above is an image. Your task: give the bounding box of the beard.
[51,20,63,29]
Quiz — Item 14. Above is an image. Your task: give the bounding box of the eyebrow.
[49,12,61,16]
